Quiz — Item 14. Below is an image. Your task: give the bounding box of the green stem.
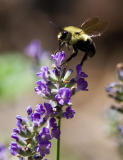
[56,118,61,160]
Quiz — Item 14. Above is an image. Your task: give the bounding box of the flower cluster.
[25,40,41,58]
[35,51,88,100]
[25,40,51,71]
[105,63,123,137]
[10,51,88,159]
[106,63,123,103]
[10,103,61,159]
[106,81,123,103]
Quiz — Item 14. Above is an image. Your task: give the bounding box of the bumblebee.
[57,17,107,66]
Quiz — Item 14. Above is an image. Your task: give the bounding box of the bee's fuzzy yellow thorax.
[81,34,90,41]
[64,26,82,33]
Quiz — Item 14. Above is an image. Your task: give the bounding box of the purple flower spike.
[55,88,72,105]
[64,106,75,119]
[51,51,65,67]
[9,142,22,156]
[25,40,41,58]
[9,49,90,159]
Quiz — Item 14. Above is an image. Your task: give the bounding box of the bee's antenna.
[49,20,63,31]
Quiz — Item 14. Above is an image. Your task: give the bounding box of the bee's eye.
[60,31,68,40]
[63,31,68,35]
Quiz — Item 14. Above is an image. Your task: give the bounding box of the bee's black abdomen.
[73,39,96,57]
[87,39,96,57]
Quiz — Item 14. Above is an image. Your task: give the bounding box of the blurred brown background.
[0,0,123,160]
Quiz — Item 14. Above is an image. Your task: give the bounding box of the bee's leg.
[58,41,62,50]
[59,41,65,50]
[80,53,88,66]
[54,49,60,54]
[62,49,78,65]
[66,43,70,51]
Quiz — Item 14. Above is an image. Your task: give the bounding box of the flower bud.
[63,69,73,81]
[49,71,58,82]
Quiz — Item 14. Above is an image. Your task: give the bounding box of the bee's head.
[58,30,71,42]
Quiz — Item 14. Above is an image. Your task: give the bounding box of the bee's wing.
[81,17,107,37]
[81,17,100,30]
